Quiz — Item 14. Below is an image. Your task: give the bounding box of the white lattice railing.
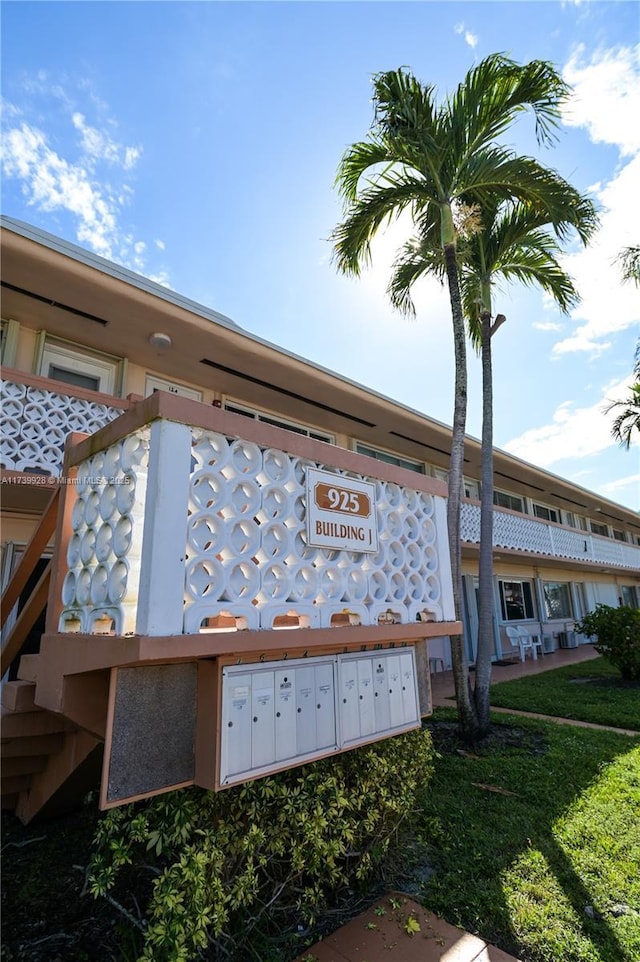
[57,415,456,636]
[1,375,126,476]
[461,501,640,571]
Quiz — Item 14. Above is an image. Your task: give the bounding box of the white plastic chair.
[505,625,534,662]
[517,626,544,660]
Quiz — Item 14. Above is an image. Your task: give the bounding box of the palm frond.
[387,234,445,316]
[330,177,433,276]
[616,245,640,286]
[335,140,398,202]
[443,55,570,167]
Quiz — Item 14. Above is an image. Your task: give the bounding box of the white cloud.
[2,91,164,284]
[563,44,640,156]
[504,374,633,466]
[551,45,640,357]
[155,239,166,250]
[454,22,478,49]
[533,320,563,332]
[2,121,118,256]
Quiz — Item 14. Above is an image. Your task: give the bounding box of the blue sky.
[2,1,638,510]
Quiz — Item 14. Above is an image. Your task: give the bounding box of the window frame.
[532,502,559,524]
[494,489,524,513]
[36,334,123,396]
[589,519,609,538]
[224,400,334,444]
[498,580,536,622]
[542,581,573,620]
[355,442,425,474]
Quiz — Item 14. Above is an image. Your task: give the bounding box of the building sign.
[306,468,378,553]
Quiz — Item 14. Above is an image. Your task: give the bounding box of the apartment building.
[2,215,639,820]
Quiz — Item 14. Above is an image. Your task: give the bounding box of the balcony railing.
[1,369,130,477]
[461,501,640,572]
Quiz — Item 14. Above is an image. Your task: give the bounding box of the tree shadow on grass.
[414,712,639,961]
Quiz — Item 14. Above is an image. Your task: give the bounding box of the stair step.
[16,654,39,683]
[2,774,31,795]
[0,733,65,758]
[2,680,37,713]
[1,707,73,739]
[1,755,47,777]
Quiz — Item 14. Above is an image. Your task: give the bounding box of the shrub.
[575,604,640,681]
[89,727,434,961]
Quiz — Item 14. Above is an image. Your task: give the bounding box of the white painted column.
[136,419,192,636]
[434,495,456,622]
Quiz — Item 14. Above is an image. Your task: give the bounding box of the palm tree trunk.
[474,310,496,734]
[443,241,478,741]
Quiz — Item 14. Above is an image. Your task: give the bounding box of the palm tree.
[617,245,640,286]
[387,194,598,734]
[605,340,640,449]
[332,54,581,740]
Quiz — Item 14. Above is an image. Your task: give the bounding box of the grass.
[414,709,640,962]
[490,656,640,731]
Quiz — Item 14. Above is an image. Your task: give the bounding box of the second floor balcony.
[2,367,639,575]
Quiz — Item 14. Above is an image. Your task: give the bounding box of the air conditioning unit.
[558,630,579,649]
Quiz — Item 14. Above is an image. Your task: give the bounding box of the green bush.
[89,727,434,962]
[575,604,640,681]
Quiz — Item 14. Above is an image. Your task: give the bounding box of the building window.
[38,336,122,395]
[145,375,202,401]
[533,503,559,524]
[499,580,535,621]
[356,443,424,474]
[224,401,334,444]
[621,586,638,608]
[589,520,608,537]
[494,489,524,513]
[464,478,480,500]
[612,529,628,543]
[542,582,573,620]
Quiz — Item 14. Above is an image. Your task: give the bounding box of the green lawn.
[490,656,640,731]
[415,710,640,962]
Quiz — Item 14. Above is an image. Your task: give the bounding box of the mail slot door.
[338,658,360,744]
[357,657,375,737]
[400,652,419,724]
[373,657,391,732]
[295,665,317,755]
[274,668,297,761]
[314,661,336,749]
[386,655,404,728]
[251,670,275,769]
[221,670,252,778]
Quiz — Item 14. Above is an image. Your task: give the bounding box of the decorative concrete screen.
[219,647,420,787]
[0,378,125,476]
[57,417,455,636]
[59,430,150,635]
[184,428,453,632]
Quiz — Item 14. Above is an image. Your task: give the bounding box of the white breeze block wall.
[57,421,455,636]
[183,428,455,633]
[0,379,124,476]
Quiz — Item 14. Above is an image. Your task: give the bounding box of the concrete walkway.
[295,645,637,962]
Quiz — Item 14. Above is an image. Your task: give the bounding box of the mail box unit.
[219,656,339,786]
[338,648,420,748]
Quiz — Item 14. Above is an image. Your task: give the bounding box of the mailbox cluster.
[219,647,420,785]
